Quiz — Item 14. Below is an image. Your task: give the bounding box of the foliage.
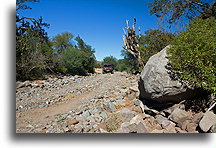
[52,32,73,54]
[167,17,216,95]
[16,0,52,80]
[148,0,210,24]
[102,56,118,70]
[16,0,39,11]
[61,48,89,75]
[74,36,96,73]
[138,29,175,65]
[118,50,139,72]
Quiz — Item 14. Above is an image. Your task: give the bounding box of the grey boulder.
[139,45,202,103]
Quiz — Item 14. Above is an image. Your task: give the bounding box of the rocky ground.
[16,72,216,133]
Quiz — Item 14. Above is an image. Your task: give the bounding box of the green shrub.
[168,17,216,95]
[62,48,90,75]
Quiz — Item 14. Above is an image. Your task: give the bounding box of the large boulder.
[139,45,202,103]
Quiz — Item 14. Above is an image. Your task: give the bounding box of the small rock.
[130,114,143,124]
[169,108,192,127]
[126,123,137,133]
[155,115,175,129]
[163,122,176,133]
[86,116,95,123]
[103,102,116,112]
[129,86,139,92]
[99,128,109,133]
[151,129,164,133]
[39,104,46,108]
[82,110,91,118]
[98,122,106,130]
[199,111,216,132]
[192,112,203,124]
[181,120,190,130]
[186,122,198,133]
[100,112,107,119]
[26,124,34,128]
[122,113,134,119]
[16,81,25,89]
[132,106,143,113]
[137,122,148,133]
[210,123,216,133]
[175,127,187,133]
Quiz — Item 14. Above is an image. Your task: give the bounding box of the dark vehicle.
[102,64,114,74]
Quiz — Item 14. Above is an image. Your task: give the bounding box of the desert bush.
[168,17,216,95]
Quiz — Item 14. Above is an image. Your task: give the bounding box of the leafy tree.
[119,49,139,72]
[16,0,39,11]
[148,0,212,25]
[102,56,118,70]
[16,0,52,80]
[116,59,130,72]
[74,36,96,73]
[138,29,175,65]
[167,17,216,95]
[61,48,89,75]
[52,32,74,54]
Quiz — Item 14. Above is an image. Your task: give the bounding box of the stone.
[210,123,216,133]
[115,127,130,133]
[181,120,190,130]
[120,122,130,128]
[67,119,79,125]
[169,108,192,127]
[100,112,107,119]
[122,113,134,119]
[199,111,216,132]
[134,99,141,106]
[16,81,25,89]
[26,124,34,128]
[186,122,198,133]
[137,122,148,133]
[130,114,143,124]
[82,110,91,118]
[126,123,137,133]
[98,122,106,130]
[86,116,95,123]
[163,122,176,133]
[155,115,175,129]
[175,127,187,133]
[129,85,139,92]
[103,102,116,112]
[151,129,164,133]
[192,112,204,124]
[132,106,143,113]
[99,128,109,133]
[139,45,203,103]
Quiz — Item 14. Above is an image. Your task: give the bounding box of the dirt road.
[16,72,138,133]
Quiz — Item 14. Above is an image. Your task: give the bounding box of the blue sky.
[19,0,159,61]
[18,0,214,61]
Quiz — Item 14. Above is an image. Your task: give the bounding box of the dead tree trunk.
[122,18,144,68]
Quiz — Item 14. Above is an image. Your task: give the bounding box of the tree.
[74,36,96,73]
[138,29,175,65]
[119,49,139,72]
[102,56,118,70]
[52,32,74,54]
[16,0,52,80]
[62,48,89,75]
[148,0,214,25]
